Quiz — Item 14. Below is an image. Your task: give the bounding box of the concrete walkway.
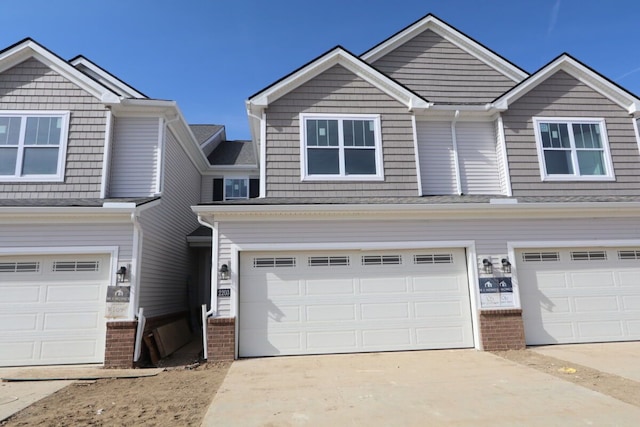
[202,350,640,427]
[531,341,640,382]
[0,379,71,422]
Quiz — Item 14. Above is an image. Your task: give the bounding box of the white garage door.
[0,254,111,366]
[517,248,640,345]
[239,249,473,357]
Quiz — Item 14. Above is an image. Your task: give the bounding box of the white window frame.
[0,110,70,182]
[532,117,615,181]
[299,113,384,181]
[223,176,249,200]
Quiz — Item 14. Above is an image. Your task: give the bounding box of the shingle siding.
[503,71,640,197]
[371,29,516,104]
[0,58,107,199]
[265,65,418,198]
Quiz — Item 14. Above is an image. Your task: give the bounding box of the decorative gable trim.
[494,54,640,115]
[0,38,121,104]
[69,55,147,99]
[361,14,528,83]
[247,46,430,114]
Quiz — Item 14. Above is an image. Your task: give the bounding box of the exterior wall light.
[219,264,230,280]
[482,258,493,274]
[501,258,512,273]
[116,266,127,283]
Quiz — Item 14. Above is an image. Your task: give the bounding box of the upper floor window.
[224,177,248,200]
[0,111,69,182]
[533,118,614,181]
[300,114,383,181]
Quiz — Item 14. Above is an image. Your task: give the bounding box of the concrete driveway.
[202,349,640,427]
[531,341,640,382]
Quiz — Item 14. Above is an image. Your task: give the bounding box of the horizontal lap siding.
[0,58,107,198]
[371,30,516,104]
[503,71,640,197]
[265,65,418,197]
[216,216,640,316]
[137,129,201,317]
[0,222,134,259]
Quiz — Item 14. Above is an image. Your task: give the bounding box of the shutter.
[212,178,224,201]
[249,179,259,198]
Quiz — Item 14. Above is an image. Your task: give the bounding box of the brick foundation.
[207,317,235,361]
[479,309,526,351]
[104,320,138,368]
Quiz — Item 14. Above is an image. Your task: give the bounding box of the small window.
[0,112,69,182]
[533,118,614,181]
[300,114,383,181]
[414,254,453,264]
[308,256,350,267]
[522,252,560,262]
[618,250,640,260]
[52,261,100,272]
[224,178,249,200]
[253,257,296,268]
[570,251,607,261]
[362,255,402,266]
[0,261,40,273]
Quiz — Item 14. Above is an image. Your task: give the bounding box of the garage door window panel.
[534,118,614,181]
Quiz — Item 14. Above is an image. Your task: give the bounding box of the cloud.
[547,0,561,36]
[617,66,640,81]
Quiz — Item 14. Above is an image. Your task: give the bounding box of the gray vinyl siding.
[0,222,134,261]
[200,175,215,203]
[495,118,509,195]
[503,71,640,197]
[137,129,201,318]
[0,58,107,199]
[416,121,457,195]
[109,117,160,197]
[215,216,640,317]
[265,65,418,198]
[371,30,516,104]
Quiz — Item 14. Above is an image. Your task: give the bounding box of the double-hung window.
[0,111,69,182]
[300,114,383,180]
[533,117,614,181]
[224,177,249,200]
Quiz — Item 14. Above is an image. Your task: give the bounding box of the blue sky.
[1,1,639,140]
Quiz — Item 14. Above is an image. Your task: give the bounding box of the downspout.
[197,215,218,360]
[451,110,463,195]
[246,108,266,198]
[128,211,144,320]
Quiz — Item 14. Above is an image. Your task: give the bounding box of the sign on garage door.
[239,249,474,357]
[517,248,640,345]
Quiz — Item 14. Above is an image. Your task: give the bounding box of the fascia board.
[496,56,640,113]
[203,165,259,173]
[193,201,640,222]
[70,56,146,99]
[361,17,528,83]
[247,49,428,110]
[0,206,136,223]
[0,41,121,103]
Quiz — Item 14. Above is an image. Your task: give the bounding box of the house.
[0,39,213,368]
[193,14,640,360]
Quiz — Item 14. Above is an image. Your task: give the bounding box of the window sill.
[540,175,616,182]
[0,175,64,183]
[302,175,384,182]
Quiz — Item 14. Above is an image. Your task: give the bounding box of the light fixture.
[219,264,230,280]
[482,258,493,274]
[116,266,127,283]
[501,258,512,273]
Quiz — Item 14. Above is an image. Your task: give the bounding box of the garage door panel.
[40,339,100,359]
[43,312,99,330]
[628,321,640,335]
[306,304,355,322]
[306,279,355,295]
[2,286,40,303]
[0,313,38,331]
[0,342,35,361]
[416,326,467,346]
[518,247,640,345]
[265,278,301,298]
[239,249,473,357]
[46,284,102,302]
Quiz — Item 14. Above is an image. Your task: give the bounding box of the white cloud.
[617,66,640,81]
[547,0,561,36]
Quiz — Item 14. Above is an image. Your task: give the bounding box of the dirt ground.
[1,361,231,427]
[494,349,640,408]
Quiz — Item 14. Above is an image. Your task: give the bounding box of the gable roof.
[0,38,121,103]
[361,13,528,83]
[189,124,225,145]
[494,54,640,115]
[208,140,257,166]
[69,55,147,99]
[247,45,431,113]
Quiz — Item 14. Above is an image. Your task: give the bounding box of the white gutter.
[451,110,462,195]
[197,215,218,316]
[245,108,266,198]
[128,210,144,320]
